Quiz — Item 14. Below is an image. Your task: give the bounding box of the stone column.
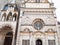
[45,34,48,45]
[16,31,20,45]
[12,32,15,45]
[0,34,5,45]
[20,10,23,16]
[55,33,59,45]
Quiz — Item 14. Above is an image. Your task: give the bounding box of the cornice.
[21,24,56,26]
[20,30,56,35]
[21,8,56,10]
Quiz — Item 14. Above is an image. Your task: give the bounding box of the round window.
[33,19,44,30]
[34,21,43,30]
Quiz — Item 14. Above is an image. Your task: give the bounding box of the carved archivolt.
[33,18,44,30]
[0,25,13,32]
[33,18,44,24]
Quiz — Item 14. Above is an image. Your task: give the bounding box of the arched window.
[36,39,42,45]
[4,32,13,45]
[7,12,12,21]
[13,13,17,21]
[2,13,6,21]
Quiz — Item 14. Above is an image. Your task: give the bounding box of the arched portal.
[4,32,13,45]
[36,39,42,45]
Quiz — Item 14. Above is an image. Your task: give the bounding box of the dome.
[3,3,14,10]
[2,3,18,11]
[3,4,8,10]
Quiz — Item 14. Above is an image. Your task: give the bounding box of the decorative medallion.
[34,21,43,30]
[33,18,44,30]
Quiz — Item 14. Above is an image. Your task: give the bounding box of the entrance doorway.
[4,32,13,45]
[36,39,42,45]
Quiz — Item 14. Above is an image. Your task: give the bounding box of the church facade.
[0,0,60,45]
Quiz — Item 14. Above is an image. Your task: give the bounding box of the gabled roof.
[2,3,18,11]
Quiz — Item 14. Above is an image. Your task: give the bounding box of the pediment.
[20,28,32,34]
[33,31,45,35]
[45,29,57,35]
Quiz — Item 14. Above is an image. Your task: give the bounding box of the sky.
[49,0,60,22]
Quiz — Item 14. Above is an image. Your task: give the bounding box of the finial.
[50,0,54,6]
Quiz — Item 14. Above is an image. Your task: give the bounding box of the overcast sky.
[49,0,60,22]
